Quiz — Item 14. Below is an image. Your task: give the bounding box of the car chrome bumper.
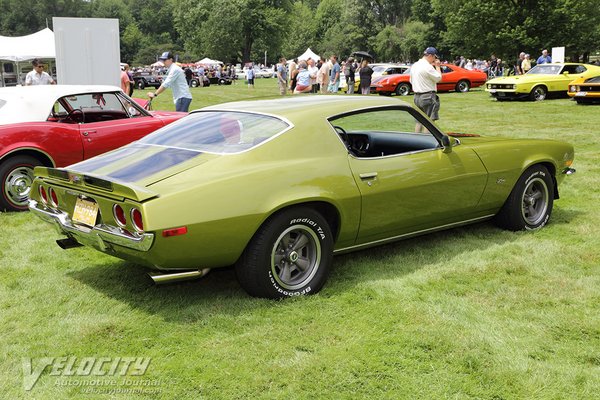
[562,167,576,175]
[29,199,154,252]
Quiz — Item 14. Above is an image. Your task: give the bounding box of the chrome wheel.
[456,80,470,92]
[521,177,549,226]
[530,86,547,101]
[4,165,34,208]
[396,83,411,96]
[270,224,321,290]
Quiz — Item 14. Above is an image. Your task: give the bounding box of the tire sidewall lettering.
[288,218,326,240]
[524,170,545,186]
[268,271,312,297]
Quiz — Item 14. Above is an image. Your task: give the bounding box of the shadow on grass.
[68,208,578,323]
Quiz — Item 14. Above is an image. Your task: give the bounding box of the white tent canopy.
[297,48,320,62]
[0,28,55,61]
[196,57,222,65]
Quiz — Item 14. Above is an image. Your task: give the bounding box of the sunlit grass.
[1,80,599,399]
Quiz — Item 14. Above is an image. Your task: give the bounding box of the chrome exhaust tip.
[56,237,83,250]
[148,268,211,285]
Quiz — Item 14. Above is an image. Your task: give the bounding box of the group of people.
[275,55,375,96]
[454,49,554,78]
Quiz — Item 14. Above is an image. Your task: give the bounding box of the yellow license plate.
[72,198,99,226]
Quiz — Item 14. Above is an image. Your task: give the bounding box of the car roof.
[0,85,123,125]
[199,95,412,125]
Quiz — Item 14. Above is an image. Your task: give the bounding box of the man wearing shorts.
[410,47,442,131]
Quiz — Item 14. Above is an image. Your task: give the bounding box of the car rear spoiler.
[34,167,159,203]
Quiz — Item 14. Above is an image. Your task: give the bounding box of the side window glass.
[328,108,440,158]
[60,93,128,123]
[118,94,145,117]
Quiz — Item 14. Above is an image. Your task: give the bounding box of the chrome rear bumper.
[29,199,154,252]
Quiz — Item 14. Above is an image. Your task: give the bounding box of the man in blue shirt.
[148,51,193,112]
[536,49,552,65]
[328,55,341,93]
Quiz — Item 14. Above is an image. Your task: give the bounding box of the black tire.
[0,155,43,212]
[494,165,554,231]
[529,85,547,101]
[136,80,145,90]
[235,207,334,298]
[395,83,411,96]
[190,79,199,88]
[456,80,470,92]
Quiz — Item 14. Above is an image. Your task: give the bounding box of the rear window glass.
[139,111,290,154]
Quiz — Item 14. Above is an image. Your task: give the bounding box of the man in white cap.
[410,47,442,130]
[148,51,192,112]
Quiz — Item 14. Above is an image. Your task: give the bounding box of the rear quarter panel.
[142,120,362,269]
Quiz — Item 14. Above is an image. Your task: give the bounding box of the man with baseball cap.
[410,47,442,131]
[148,51,193,112]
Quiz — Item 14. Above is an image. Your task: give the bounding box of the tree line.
[1,0,598,66]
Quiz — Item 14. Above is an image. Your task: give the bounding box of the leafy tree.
[121,23,144,64]
[281,2,316,59]
[372,25,403,63]
[174,0,291,63]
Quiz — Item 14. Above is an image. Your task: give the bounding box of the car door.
[551,64,588,92]
[331,107,488,244]
[61,92,165,159]
[438,65,457,91]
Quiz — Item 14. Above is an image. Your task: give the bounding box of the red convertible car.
[0,85,185,211]
[372,64,488,96]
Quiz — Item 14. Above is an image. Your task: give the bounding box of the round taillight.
[39,186,48,204]
[49,187,59,207]
[113,204,126,227]
[131,208,144,232]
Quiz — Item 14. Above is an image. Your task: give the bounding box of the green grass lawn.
[2,79,599,399]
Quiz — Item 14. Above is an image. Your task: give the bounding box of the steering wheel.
[62,108,84,123]
[333,125,350,147]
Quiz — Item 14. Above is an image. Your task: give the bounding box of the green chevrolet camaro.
[29,96,576,298]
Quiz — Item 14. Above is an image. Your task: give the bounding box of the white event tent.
[196,57,223,65]
[0,28,55,61]
[0,28,56,86]
[297,48,320,61]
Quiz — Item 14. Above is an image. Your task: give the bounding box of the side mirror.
[563,71,569,75]
[442,135,456,153]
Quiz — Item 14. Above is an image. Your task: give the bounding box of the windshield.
[139,111,290,154]
[526,65,561,75]
[587,76,600,83]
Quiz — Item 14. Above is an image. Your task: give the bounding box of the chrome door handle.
[359,172,378,180]
[82,130,96,136]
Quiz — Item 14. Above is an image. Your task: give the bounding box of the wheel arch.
[0,148,55,168]
[522,161,559,199]
[263,200,342,243]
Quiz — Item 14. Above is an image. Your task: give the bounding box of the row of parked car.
[352,61,600,103]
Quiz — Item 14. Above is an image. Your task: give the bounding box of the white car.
[340,63,410,92]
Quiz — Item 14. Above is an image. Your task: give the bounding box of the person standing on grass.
[410,47,442,131]
[327,55,341,93]
[358,59,373,95]
[537,49,552,65]
[120,64,130,94]
[277,57,288,95]
[247,64,255,88]
[148,51,192,112]
[317,56,330,94]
